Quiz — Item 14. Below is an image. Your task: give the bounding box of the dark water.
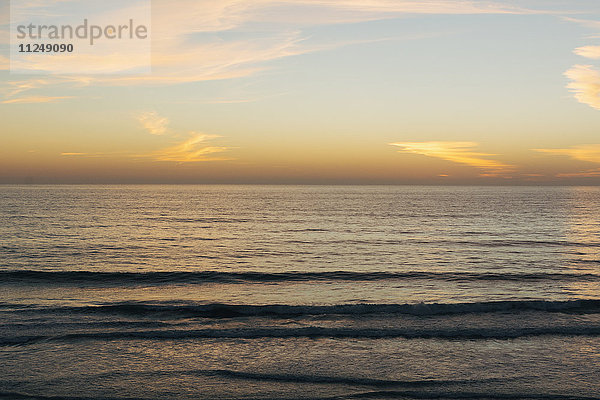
[1,185,600,399]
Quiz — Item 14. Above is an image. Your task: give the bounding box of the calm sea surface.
[1,185,600,399]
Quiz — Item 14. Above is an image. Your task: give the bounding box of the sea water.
[1,185,600,399]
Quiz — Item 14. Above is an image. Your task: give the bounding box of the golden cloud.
[151,133,232,162]
[534,144,600,163]
[390,141,513,174]
[534,145,600,178]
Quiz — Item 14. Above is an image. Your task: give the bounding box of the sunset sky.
[1,0,600,184]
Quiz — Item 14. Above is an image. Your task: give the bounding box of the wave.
[0,393,86,400]
[2,270,600,285]
[9,299,600,319]
[4,324,600,347]
[342,391,599,400]
[1,369,515,389]
[410,239,600,248]
[155,369,507,388]
[1,390,595,400]
[0,393,120,400]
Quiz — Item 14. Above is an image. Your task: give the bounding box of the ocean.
[1,185,600,400]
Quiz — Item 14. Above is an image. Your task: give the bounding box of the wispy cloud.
[299,0,531,14]
[137,112,233,162]
[564,65,600,110]
[563,17,600,31]
[62,112,233,163]
[565,13,600,111]
[145,0,538,80]
[0,55,8,70]
[556,169,600,178]
[1,96,74,104]
[0,78,79,104]
[150,133,232,162]
[1,0,542,96]
[4,80,55,97]
[533,144,600,163]
[390,141,514,174]
[574,46,600,60]
[137,111,170,135]
[534,144,600,178]
[147,0,531,37]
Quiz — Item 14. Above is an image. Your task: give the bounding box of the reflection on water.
[563,187,600,297]
[565,187,600,269]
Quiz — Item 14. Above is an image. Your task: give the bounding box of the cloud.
[151,133,232,162]
[60,134,232,163]
[60,112,233,163]
[533,144,600,163]
[574,46,600,60]
[294,0,528,15]
[390,141,514,174]
[563,17,600,31]
[148,0,529,36]
[556,169,600,178]
[143,0,535,85]
[134,113,232,161]
[137,111,170,135]
[135,113,232,161]
[3,79,56,97]
[565,65,600,110]
[10,53,152,76]
[1,79,78,104]
[0,55,8,70]
[534,144,600,178]
[1,0,540,95]
[1,96,73,104]
[566,16,600,111]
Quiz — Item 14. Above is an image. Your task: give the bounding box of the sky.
[1,0,600,184]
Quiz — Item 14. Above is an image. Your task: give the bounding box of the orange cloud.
[151,133,232,162]
[60,112,233,163]
[390,141,514,174]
